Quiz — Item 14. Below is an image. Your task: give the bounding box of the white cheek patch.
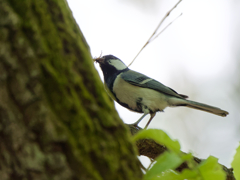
[109,59,127,70]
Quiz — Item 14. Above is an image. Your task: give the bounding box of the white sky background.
[66,0,240,167]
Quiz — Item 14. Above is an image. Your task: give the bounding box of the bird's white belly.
[112,75,169,112]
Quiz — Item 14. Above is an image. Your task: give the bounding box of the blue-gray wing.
[121,70,188,99]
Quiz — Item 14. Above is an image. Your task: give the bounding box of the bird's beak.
[93,57,105,64]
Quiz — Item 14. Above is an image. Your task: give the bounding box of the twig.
[151,13,182,42]
[139,161,147,172]
[146,158,155,171]
[128,0,183,67]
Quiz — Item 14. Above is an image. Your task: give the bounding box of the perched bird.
[94,55,229,128]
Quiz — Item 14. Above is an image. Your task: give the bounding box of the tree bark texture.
[0,0,142,179]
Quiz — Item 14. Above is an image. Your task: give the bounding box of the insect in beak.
[94,57,104,63]
[93,52,104,63]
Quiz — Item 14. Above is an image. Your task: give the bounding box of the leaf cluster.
[133,129,240,180]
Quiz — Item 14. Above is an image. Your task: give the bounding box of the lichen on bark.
[0,0,142,179]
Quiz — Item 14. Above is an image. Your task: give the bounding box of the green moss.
[4,0,142,179]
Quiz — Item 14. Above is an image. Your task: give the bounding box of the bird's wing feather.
[121,70,188,99]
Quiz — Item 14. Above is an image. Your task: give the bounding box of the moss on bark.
[0,0,142,179]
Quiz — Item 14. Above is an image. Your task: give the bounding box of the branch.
[128,124,235,180]
[128,0,183,67]
[151,13,182,42]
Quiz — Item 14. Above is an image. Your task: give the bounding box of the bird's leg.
[131,113,148,126]
[130,106,150,126]
[144,112,156,129]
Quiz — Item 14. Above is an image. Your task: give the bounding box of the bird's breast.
[112,73,169,113]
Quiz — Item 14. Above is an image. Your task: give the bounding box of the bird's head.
[94,55,128,79]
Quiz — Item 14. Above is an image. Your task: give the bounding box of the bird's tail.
[183,100,229,117]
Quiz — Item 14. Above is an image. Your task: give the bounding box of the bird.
[94,55,229,128]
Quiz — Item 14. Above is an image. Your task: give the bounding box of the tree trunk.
[0,0,142,179]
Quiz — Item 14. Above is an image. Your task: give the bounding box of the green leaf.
[147,170,178,180]
[144,151,183,180]
[180,153,193,161]
[231,143,240,180]
[133,129,180,153]
[177,169,200,180]
[147,169,200,180]
[198,156,226,180]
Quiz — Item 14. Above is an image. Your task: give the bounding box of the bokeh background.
[66,0,240,167]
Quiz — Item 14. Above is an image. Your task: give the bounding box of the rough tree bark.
[0,0,142,179]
